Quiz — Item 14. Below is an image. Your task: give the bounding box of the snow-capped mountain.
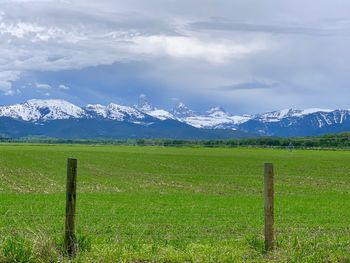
[171,102,196,118]
[1,98,350,138]
[135,95,175,121]
[239,108,350,136]
[179,106,251,130]
[254,108,333,123]
[0,99,248,139]
[0,99,86,122]
[85,103,151,123]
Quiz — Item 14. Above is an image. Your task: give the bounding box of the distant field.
[1,144,350,262]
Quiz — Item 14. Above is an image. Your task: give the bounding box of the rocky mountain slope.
[1,98,350,138]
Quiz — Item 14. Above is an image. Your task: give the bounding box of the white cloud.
[130,36,264,64]
[0,21,86,43]
[0,22,44,38]
[0,2,267,72]
[59,84,70,90]
[35,82,51,89]
[0,71,20,95]
[1,0,350,112]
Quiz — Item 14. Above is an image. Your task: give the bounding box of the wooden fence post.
[65,158,77,258]
[264,163,275,251]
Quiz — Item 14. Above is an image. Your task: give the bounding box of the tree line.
[1,133,350,149]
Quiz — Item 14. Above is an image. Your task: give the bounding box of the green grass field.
[1,144,350,262]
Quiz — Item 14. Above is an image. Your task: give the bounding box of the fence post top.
[264,163,273,167]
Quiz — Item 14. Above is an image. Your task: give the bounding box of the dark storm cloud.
[1,0,350,114]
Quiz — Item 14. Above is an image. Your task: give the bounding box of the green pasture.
[0,144,350,262]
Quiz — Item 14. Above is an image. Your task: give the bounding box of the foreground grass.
[1,144,350,262]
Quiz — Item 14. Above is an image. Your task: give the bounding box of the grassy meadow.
[1,144,350,262]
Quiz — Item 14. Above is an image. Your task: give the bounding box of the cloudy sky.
[0,0,350,114]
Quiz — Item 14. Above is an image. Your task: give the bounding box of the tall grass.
[1,145,350,261]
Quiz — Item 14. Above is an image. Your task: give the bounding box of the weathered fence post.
[65,158,77,258]
[264,163,275,251]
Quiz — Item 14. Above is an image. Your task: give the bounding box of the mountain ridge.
[1,98,350,138]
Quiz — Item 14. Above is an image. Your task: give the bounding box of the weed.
[1,237,33,263]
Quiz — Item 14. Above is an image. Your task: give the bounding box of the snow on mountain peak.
[85,102,146,121]
[106,103,145,121]
[1,98,349,134]
[85,104,107,118]
[297,108,333,116]
[0,99,85,121]
[172,102,196,118]
[136,94,175,120]
[177,102,186,108]
[206,106,226,114]
[137,94,154,111]
[256,109,293,122]
[86,103,105,109]
[27,99,86,120]
[182,106,251,130]
[256,108,335,122]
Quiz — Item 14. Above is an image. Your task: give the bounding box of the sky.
[0,0,350,114]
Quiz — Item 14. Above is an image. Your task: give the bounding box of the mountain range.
[0,98,350,139]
